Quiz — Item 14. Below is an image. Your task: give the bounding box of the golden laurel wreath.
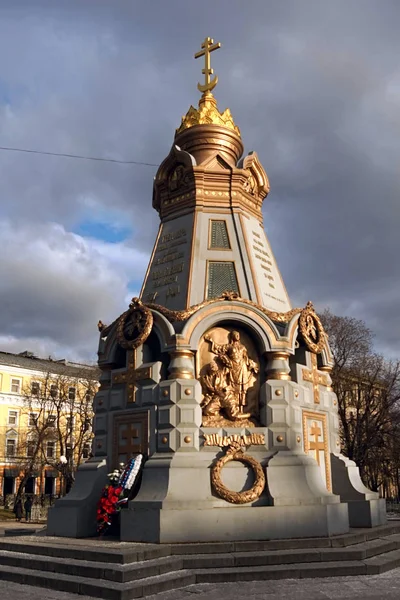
[116,297,153,350]
[299,301,326,354]
[211,442,266,504]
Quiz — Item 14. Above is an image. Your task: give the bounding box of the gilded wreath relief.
[199,328,260,427]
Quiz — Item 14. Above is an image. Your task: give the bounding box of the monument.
[47,37,386,542]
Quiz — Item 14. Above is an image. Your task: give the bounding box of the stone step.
[195,560,368,582]
[0,523,398,567]
[1,543,400,598]
[0,563,195,600]
[0,538,171,564]
[0,549,184,583]
[0,536,398,575]
[181,538,399,569]
[364,548,400,574]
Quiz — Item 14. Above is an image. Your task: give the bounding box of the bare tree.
[14,369,97,501]
[321,309,400,492]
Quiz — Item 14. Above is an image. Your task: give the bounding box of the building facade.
[0,350,99,502]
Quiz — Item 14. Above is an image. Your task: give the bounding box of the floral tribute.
[96,454,143,535]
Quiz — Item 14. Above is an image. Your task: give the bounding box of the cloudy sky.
[0,0,399,362]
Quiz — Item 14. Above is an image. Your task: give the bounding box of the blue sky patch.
[74,219,132,243]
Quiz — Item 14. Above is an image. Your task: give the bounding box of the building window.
[207,261,239,299]
[50,384,58,398]
[10,378,21,394]
[46,441,56,459]
[31,381,40,396]
[6,438,16,458]
[47,415,56,427]
[85,392,92,403]
[8,410,18,426]
[27,439,36,458]
[68,387,76,401]
[82,442,91,459]
[209,220,231,249]
[28,413,37,427]
[66,415,74,430]
[83,418,91,432]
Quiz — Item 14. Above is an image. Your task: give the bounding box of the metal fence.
[2,493,56,522]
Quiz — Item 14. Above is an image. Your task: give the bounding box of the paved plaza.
[1,570,400,600]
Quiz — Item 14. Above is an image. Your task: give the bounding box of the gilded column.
[265,351,291,381]
[168,349,195,380]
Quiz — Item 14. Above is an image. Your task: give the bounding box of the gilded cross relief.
[302,410,331,492]
[198,327,260,427]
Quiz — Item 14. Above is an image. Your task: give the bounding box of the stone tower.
[47,38,386,541]
[141,90,290,313]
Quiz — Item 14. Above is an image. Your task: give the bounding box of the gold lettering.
[166,285,180,300]
[160,228,186,244]
[152,262,184,280]
[157,238,188,252]
[144,291,158,302]
[264,292,285,304]
[154,251,184,265]
[153,275,178,288]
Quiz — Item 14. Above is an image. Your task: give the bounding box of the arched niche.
[181,301,280,353]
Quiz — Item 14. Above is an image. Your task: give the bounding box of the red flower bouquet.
[96,457,143,535]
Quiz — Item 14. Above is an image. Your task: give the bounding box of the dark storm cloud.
[0,0,399,358]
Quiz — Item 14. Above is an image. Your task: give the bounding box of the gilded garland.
[211,441,265,504]
[145,291,302,324]
[298,301,326,354]
[116,297,153,350]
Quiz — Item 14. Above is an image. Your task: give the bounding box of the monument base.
[348,498,387,528]
[331,454,387,528]
[120,502,349,543]
[46,458,108,538]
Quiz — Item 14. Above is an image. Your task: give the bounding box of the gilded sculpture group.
[201,330,259,422]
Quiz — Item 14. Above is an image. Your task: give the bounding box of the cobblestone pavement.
[2,570,400,600]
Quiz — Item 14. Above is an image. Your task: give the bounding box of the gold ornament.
[200,329,259,425]
[211,442,265,504]
[177,95,240,137]
[204,433,265,447]
[299,301,326,354]
[116,297,153,350]
[194,36,221,95]
[145,291,301,324]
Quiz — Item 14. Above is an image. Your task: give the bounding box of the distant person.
[24,496,33,522]
[14,498,23,522]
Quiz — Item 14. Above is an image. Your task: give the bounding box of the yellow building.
[0,350,99,501]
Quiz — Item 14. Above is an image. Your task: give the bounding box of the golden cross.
[309,421,325,466]
[195,37,221,95]
[112,350,138,404]
[302,353,328,404]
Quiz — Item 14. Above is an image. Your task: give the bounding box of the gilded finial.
[176,37,240,137]
[195,37,221,96]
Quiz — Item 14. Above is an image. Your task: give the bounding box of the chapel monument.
[47,38,386,542]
